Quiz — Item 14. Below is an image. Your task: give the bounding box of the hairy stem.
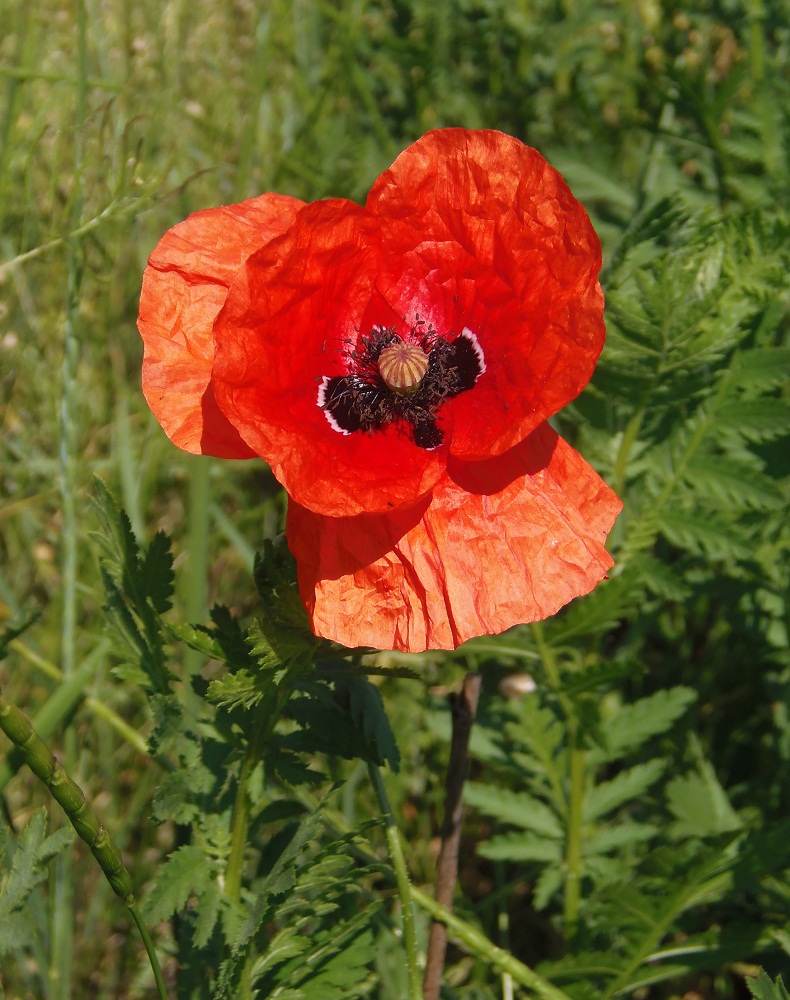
[564,741,586,939]
[367,761,422,1000]
[225,717,268,903]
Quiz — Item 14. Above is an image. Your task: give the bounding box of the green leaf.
[666,762,742,839]
[464,783,563,839]
[590,687,696,764]
[477,832,562,863]
[138,529,175,614]
[585,759,668,823]
[585,822,659,856]
[141,844,214,925]
[730,347,790,390]
[717,399,790,443]
[658,509,751,561]
[0,809,74,947]
[335,676,400,771]
[683,455,784,511]
[92,480,173,693]
[746,970,790,1000]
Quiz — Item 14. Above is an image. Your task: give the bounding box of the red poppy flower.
[138,128,622,653]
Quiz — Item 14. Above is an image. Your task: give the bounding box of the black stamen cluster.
[319,321,484,451]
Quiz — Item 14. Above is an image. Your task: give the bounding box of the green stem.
[367,761,422,1000]
[564,742,585,939]
[184,456,211,676]
[612,408,644,498]
[531,623,586,937]
[0,687,167,998]
[128,903,168,1000]
[225,718,268,902]
[411,887,572,1000]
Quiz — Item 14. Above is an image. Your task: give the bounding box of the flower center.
[318,323,486,451]
[378,342,429,395]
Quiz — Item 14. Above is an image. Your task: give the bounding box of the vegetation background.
[1,0,789,998]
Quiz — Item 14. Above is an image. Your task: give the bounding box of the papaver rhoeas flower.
[138,128,622,653]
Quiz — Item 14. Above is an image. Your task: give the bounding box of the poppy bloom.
[138,128,621,653]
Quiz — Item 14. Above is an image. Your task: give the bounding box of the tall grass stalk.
[52,3,88,993]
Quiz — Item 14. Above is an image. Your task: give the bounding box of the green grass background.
[1,0,789,997]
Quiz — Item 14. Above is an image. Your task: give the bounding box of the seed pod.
[0,686,135,904]
[378,342,429,395]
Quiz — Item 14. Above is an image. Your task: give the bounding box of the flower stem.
[225,717,268,902]
[367,761,422,1000]
[564,741,585,939]
[184,456,211,676]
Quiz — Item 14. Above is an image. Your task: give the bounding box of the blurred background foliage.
[1,0,789,997]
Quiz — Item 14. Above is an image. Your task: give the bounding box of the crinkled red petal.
[138,193,303,457]
[286,423,623,652]
[211,199,447,516]
[367,129,605,459]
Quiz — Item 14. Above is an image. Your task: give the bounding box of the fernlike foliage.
[81,193,790,998]
[0,810,74,996]
[458,199,790,992]
[90,482,401,998]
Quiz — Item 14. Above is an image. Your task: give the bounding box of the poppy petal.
[138,192,303,457]
[286,423,622,652]
[367,129,605,459]
[211,199,447,516]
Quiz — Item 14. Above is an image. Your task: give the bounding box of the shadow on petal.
[286,423,622,653]
[447,423,559,495]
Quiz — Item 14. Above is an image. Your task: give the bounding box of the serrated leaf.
[206,668,266,711]
[585,759,668,823]
[336,676,400,771]
[666,762,742,839]
[0,809,74,927]
[464,783,562,838]
[746,970,789,1000]
[590,687,696,764]
[94,484,173,694]
[718,399,790,443]
[192,878,223,949]
[533,865,563,910]
[139,530,175,614]
[684,455,783,510]
[585,822,659,856]
[549,573,634,643]
[477,832,562,863]
[168,622,231,662]
[141,844,213,925]
[635,555,691,600]
[659,509,751,560]
[731,347,790,389]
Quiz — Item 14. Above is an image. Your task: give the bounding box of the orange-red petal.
[211,199,447,516]
[286,423,622,652]
[138,192,303,457]
[367,129,605,459]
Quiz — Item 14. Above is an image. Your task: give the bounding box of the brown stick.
[422,672,482,1000]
